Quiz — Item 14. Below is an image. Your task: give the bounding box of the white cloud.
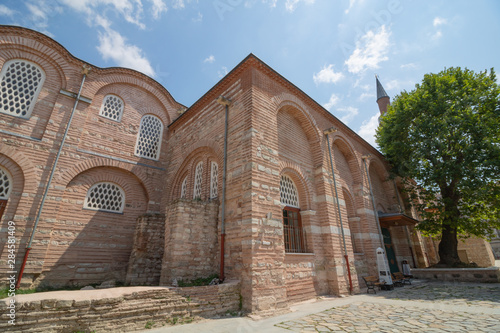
[358,92,374,101]
[192,11,203,22]
[204,55,215,63]
[313,64,344,85]
[218,66,228,78]
[401,63,417,70]
[172,0,185,9]
[344,0,358,14]
[337,106,359,124]
[323,93,340,111]
[345,25,391,74]
[0,4,15,16]
[385,79,401,91]
[150,0,167,19]
[431,16,448,40]
[358,112,380,147]
[433,17,447,27]
[58,0,159,29]
[97,28,155,77]
[285,0,315,12]
[24,1,62,35]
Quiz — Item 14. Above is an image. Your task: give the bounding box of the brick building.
[1,26,438,313]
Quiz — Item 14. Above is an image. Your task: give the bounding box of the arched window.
[193,162,203,199]
[0,59,45,118]
[99,94,124,122]
[280,175,306,253]
[180,176,187,199]
[0,166,12,200]
[84,182,125,213]
[210,161,218,199]
[280,175,299,208]
[135,115,163,160]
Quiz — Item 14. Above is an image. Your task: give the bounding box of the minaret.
[376,75,390,116]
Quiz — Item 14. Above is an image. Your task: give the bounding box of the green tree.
[376,67,500,266]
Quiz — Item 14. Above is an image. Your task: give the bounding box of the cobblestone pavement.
[275,282,500,333]
[144,281,500,333]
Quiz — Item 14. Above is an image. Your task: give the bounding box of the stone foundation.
[411,267,500,283]
[0,281,241,332]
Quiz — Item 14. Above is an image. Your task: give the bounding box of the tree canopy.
[376,67,500,266]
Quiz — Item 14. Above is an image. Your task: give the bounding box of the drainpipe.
[324,127,353,294]
[216,95,231,283]
[16,65,91,289]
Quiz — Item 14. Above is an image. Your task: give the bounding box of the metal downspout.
[324,128,353,294]
[217,95,231,283]
[16,65,91,289]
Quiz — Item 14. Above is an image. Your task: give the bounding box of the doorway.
[382,227,399,273]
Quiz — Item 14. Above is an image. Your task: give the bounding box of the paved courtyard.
[144,280,500,333]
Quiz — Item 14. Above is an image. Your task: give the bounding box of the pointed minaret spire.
[376,75,390,116]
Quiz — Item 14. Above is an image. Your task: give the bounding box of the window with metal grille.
[280,175,299,208]
[0,166,12,199]
[282,207,306,253]
[193,162,203,199]
[280,175,307,253]
[99,94,124,121]
[0,59,45,118]
[180,176,187,199]
[135,115,163,160]
[84,182,125,213]
[210,162,218,199]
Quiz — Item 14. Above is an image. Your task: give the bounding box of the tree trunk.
[437,223,461,266]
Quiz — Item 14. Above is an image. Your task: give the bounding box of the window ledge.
[285,252,314,256]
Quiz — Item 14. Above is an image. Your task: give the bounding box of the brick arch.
[280,164,314,210]
[367,158,393,209]
[169,146,221,200]
[0,146,37,195]
[181,138,223,164]
[84,72,176,124]
[330,134,363,188]
[59,158,153,202]
[66,166,146,202]
[0,42,67,90]
[342,187,356,217]
[0,154,25,223]
[92,82,171,126]
[0,26,179,124]
[274,98,323,167]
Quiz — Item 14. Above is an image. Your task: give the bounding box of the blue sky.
[1,0,499,147]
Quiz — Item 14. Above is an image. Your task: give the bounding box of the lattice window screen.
[135,115,163,160]
[0,166,12,199]
[210,162,219,199]
[280,175,299,207]
[84,182,125,213]
[99,95,124,121]
[193,162,203,199]
[0,59,45,118]
[180,176,187,199]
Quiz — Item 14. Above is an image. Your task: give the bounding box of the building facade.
[0,26,437,313]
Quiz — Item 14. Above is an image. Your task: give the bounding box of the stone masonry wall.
[126,214,165,286]
[160,199,219,284]
[0,281,241,332]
